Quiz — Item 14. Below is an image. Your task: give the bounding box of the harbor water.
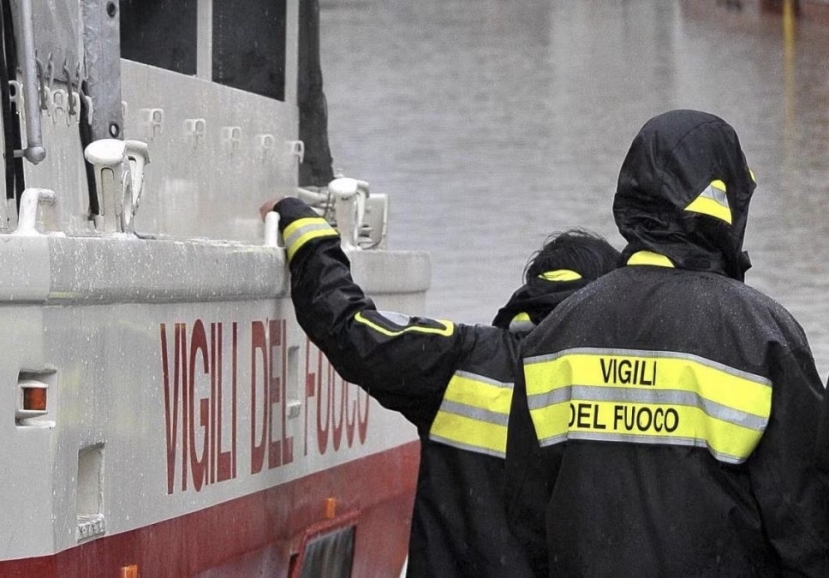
[320,0,829,377]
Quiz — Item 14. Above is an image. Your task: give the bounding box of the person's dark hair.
[524,229,620,284]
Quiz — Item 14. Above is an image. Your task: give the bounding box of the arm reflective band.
[283,216,339,261]
[354,311,454,337]
[524,348,771,464]
[429,371,513,458]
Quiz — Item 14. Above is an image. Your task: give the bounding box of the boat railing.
[294,177,388,250]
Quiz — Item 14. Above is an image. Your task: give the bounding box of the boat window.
[297,526,355,578]
[120,0,198,75]
[212,0,286,101]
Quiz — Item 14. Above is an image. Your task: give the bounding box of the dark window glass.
[212,1,286,101]
[120,0,198,75]
[299,526,354,578]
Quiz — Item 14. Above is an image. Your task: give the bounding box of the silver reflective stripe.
[437,400,510,427]
[701,181,729,207]
[527,385,573,409]
[528,384,767,431]
[284,220,332,248]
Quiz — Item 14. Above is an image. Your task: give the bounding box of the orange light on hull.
[23,386,47,411]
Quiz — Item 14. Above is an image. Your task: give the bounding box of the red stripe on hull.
[1,442,419,577]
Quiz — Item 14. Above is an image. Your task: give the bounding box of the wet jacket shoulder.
[513,264,829,576]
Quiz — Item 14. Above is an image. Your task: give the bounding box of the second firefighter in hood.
[266,195,618,578]
[506,109,829,577]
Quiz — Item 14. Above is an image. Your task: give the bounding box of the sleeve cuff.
[276,198,339,262]
[274,197,319,231]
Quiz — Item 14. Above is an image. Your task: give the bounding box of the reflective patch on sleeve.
[354,311,454,337]
[429,370,513,458]
[685,180,732,224]
[283,216,339,261]
[523,347,771,464]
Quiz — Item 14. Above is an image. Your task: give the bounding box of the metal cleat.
[84,139,150,234]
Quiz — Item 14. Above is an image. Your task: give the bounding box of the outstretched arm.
[271,197,472,428]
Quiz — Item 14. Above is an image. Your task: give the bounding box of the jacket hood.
[613,109,756,281]
[492,277,588,332]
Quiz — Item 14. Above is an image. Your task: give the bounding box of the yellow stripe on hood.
[539,269,582,282]
[685,180,732,224]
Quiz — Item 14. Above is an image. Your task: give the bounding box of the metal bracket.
[84,139,151,234]
[13,188,56,235]
[288,140,305,164]
[329,177,369,249]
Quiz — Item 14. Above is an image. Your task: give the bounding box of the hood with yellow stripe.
[613,109,756,281]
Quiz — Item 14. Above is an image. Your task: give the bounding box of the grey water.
[320,0,829,378]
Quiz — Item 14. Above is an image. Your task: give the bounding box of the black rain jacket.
[276,197,584,578]
[505,110,829,577]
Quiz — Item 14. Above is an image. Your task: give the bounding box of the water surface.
[321,0,829,376]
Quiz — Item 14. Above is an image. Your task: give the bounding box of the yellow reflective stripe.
[530,401,569,441]
[430,413,507,457]
[430,371,513,456]
[685,197,733,224]
[529,399,760,463]
[524,349,771,463]
[354,311,454,337]
[509,313,536,333]
[539,269,582,282]
[441,372,513,414]
[685,180,732,224]
[283,217,339,261]
[626,251,675,268]
[525,351,770,415]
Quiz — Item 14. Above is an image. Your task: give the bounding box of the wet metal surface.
[321,0,829,376]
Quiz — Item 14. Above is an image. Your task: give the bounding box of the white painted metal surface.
[1,234,426,559]
[0,0,427,573]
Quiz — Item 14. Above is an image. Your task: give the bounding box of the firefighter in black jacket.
[505,109,829,576]
[265,196,618,578]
